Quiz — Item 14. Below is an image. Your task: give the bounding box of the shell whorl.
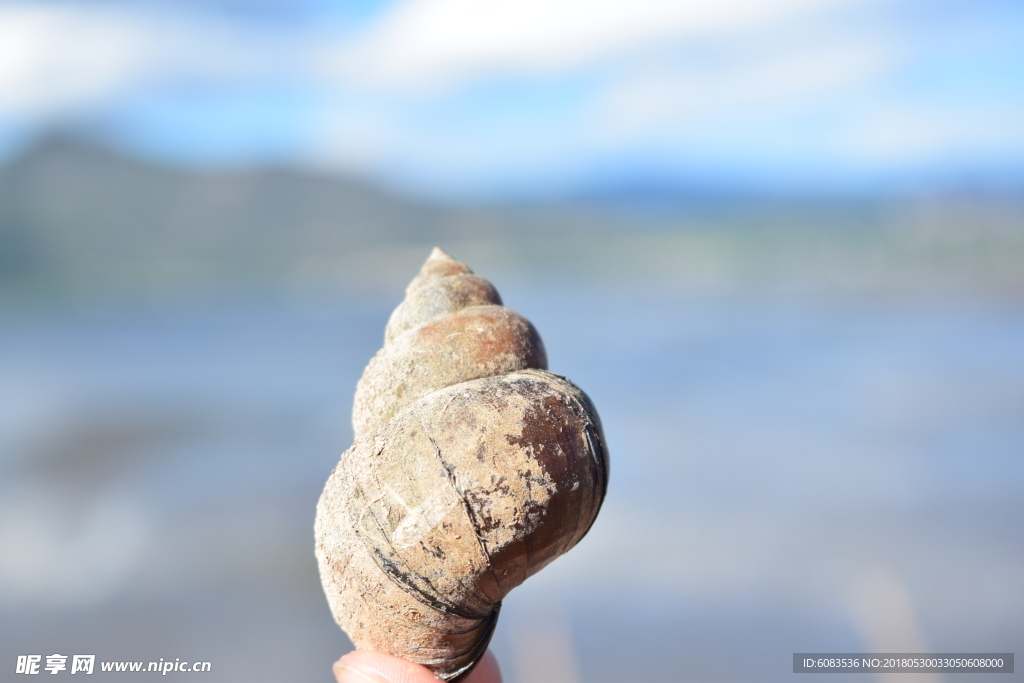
[315,248,608,681]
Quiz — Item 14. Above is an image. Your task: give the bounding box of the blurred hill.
[0,137,471,300]
[1,137,1022,305]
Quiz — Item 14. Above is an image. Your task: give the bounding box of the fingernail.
[334,660,391,683]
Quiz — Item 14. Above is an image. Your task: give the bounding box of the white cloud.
[592,38,894,142]
[0,5,150,116]
[0,3,280,120]
[1,0,1018,192]
[315,0,876,92]
[839,103,1024,164]
[304,7,899,185]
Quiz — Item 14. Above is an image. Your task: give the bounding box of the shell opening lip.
[445,603,501,683]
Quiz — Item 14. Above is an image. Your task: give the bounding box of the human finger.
[333,649,501,683]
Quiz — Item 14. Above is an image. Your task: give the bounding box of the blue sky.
[1,0,1022,199]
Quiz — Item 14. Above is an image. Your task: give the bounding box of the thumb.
[334,650,502,683]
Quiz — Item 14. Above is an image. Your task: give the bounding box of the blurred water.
[1,287,1022,682]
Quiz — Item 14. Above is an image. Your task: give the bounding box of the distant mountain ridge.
[2,137,1022,303]
[0,137,478,298]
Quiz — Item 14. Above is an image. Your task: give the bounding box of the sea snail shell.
[315,248,609,681]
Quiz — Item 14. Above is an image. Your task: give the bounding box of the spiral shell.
[315,248,609,681]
